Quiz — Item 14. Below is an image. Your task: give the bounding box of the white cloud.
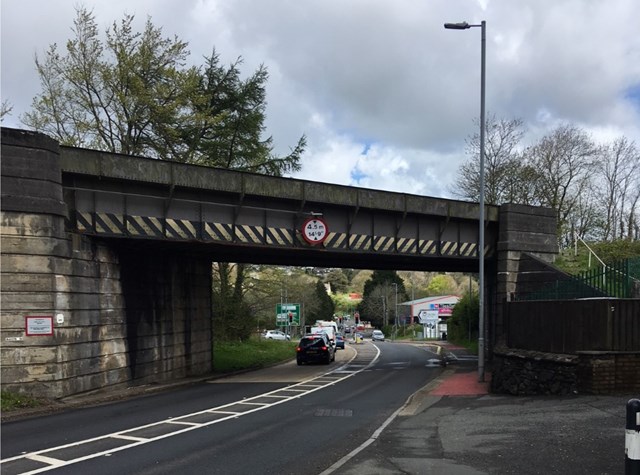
[2,0,639,201]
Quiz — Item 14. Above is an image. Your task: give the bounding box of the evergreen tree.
[307,281,335,323]
[359,270,406,327]
[23,7,306,173]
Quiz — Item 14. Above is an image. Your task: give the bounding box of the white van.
[311,321,338,346]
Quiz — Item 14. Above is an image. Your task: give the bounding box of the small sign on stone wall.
[25,316,54,336]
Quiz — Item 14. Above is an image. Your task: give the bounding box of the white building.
[400,295,460,338]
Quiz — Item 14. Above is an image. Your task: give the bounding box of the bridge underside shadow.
[106,236,480,273]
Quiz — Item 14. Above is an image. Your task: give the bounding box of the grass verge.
[1,390,43,412]
[2,339,298,412]
[450,339,479,354]
[213,339,298,373]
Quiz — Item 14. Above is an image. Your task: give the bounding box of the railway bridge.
[0,128,558,397]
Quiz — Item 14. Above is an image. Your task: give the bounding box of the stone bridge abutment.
[1,129,212,398]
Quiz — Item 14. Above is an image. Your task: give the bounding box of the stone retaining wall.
[491,347,578,396]
[492,347,640,395]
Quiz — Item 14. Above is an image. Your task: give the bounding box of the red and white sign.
[25,316,54,336]
[301,217,328,245]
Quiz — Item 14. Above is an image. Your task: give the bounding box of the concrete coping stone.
[493,345,578,364]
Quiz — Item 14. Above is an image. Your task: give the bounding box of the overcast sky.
[2,0,639,199]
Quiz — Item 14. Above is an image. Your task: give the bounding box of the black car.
[296,333,335,365]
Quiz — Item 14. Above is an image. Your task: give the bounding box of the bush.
[447,292,478,342]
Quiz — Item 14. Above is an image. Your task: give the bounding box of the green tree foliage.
[212,263,253,341]
[243,266,329,333]
[331,293,359,316]
[446,291,479,342]
[324,269,350,294]
[359,270,406,327]
[240,265,285,333]
[23,6,305,175]
[425,274,458,296]
[307,281,335,323]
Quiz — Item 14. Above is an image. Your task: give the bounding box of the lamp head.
[444,22,470,30]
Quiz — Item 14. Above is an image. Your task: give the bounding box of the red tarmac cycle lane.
[430,370,491,396]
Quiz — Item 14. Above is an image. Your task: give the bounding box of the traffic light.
[355,315,359,324]
[288,313,293,324]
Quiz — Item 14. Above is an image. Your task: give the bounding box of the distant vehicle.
[296,333,335,365]
[263,330,290,341]
[335,332,345,350]
[310,323,336,346]
[314,320,338,344]
[372,329,385,342]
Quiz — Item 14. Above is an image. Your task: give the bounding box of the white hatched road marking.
[1,344,380,475]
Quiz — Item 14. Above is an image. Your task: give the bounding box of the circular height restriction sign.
[302,217,328,245]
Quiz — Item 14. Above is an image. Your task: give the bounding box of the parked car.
[296,333,335,365]
[263,330,290,341]
[371,329,385,341]
[335,332,345,350]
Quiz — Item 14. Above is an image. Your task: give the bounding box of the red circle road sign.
[301,217,328,245]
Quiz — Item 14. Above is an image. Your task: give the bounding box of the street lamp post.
[393,283,398,332]
[444,20,486,383]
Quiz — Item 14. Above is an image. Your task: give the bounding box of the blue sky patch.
[350,165,367,184]
[624,84,640,110]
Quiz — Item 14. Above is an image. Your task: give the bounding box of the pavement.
[330,341,632,475]
[2,341,634,475]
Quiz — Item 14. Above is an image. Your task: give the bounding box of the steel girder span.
[60,147,499,272]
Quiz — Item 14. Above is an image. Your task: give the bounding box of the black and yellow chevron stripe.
[204,222,233,241]
[265,227,294,246]
[74,212,489,257]
[323,232,347,249]
[128,216,164,238]
[349,234,372,251]
[235,224,264,244]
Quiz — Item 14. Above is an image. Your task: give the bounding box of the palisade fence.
[514,257,640,301]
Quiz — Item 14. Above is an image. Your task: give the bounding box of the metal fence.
[514,257,639,301]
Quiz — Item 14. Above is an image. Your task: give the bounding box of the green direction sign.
[276,303,300,326]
